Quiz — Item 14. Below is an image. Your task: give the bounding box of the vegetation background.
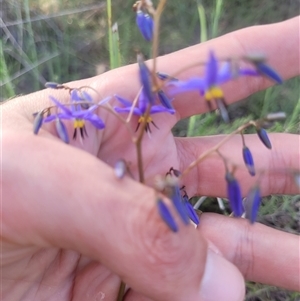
[1,0,299,300]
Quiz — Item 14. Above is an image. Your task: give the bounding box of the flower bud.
[244,186,261,224]
[242,146,255,176]
[183,195,200,225]
[33,111,44,135]
[55,118,69,144]
[157,90,174,109]
[157,198,178,232]
[256,128,272,149]
[136,10,153,41]
[255,62,283,84]
[225,172,243,217]
[137,54,154,104]
[45,82,63,89]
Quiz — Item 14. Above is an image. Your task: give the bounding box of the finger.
[3,131,244,301]
[175,133,299,197]
[198,213,300,291]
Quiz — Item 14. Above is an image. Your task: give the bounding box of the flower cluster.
[32,0,298,240]
[33,88,107,143]
[156,168,200,232]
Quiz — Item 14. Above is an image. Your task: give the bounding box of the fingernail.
[198,249,245,301]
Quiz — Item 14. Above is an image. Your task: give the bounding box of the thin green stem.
[197,2,207,43]
[152,0,167,88]
[107,0,113,69]
[134,106,151,184]
[212,0,223,38]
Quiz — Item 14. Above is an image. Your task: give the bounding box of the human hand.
[2,17,299,301]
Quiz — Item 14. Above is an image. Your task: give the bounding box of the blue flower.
[136,10,153,41]
[169,51,232,98]
[42,95,106,142]
[114,91,175,132]
[168,51,260,122]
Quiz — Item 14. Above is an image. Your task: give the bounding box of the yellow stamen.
[74,119,85,128]
[138,115,153,123]
[205,86,224,101]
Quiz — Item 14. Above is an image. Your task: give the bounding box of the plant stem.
[116,281,126,301]
[152,0,167,87]
[182,121,256,177]
[107,0,113,69]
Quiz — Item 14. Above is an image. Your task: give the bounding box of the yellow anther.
[138,115,153,123]
[74,119,85,128]
[205,87,224,101]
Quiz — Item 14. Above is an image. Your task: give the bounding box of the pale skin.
[1,16,299,301]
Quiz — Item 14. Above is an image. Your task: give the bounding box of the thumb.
[3,131,244,301]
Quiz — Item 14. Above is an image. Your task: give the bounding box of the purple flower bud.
[33,111,44,134]
[255,62,283,84]
[183,196,200,225]
[157,199,178,232]
[225,172,243,217]
[244,186,261,224]
[81,91,93,102]
[256,128,272,149]
[55,118,69,144]
[171,185,189,225]
[45,82,62,89]
[136,10,153,41]
[242,146,255,176]
[157,90,174,110]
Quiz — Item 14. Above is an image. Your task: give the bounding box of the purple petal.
[206,50,218,87]
[115,95,132,107]
[87,114,105,129]
[114,107,141,116]
[49,96,72,116]
[150,105,175,114]
[217,61,232,84]
[157,199,178,232]
[167,77,206,95]
[239,68,259,76]
[138,55,154,104]
[70,89,82,102]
